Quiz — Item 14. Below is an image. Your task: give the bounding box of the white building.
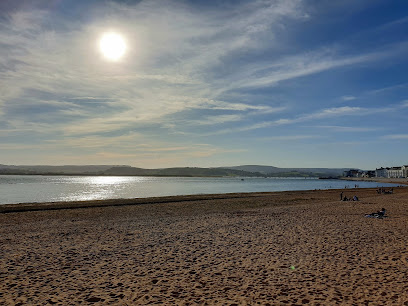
[387,167,404,178]
[376,165,407,178]
[403,165,408,178]
[375,167,388,178]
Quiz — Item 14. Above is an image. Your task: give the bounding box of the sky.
[1,0,408,169]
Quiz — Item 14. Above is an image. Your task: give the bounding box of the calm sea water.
[0,175,400,205]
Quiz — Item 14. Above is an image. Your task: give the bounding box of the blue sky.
[1,0,408,169]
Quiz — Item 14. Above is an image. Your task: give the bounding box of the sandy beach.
[1,187,408,305]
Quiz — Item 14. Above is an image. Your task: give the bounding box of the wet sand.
[1,187,408,305]
[340,177,408,186]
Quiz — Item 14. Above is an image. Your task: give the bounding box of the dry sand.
[1,187,408,305]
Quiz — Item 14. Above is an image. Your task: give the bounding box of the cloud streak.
[205,105,388,135]
[261,135,323,141]
[382,134,408,140]
[313,126,379,132]
[1,1,307,138]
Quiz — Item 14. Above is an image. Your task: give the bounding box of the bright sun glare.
[99,32,126,61]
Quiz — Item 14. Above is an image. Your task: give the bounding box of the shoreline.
[1,183,405,213]
[0,192,280,214]
[1,188,408,304]
[339,176,408,186]
[0,176,404,213]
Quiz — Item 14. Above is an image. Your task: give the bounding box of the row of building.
[343,165,408,178]
[375,166,408,178]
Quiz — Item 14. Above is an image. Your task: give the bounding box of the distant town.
[344,165,408,178]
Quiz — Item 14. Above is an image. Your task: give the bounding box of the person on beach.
[353,195,359,201]
[365,208,386,218]
[340,192,343,200]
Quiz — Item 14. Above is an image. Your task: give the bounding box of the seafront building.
[375,165,408,178]
[343,169,375,178]
[344,165,408,178]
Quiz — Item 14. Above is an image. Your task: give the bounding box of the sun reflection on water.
[87,176,135,185]
[60,176,146,202]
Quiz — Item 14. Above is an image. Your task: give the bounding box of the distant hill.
[222,165,352,177]
[101,166,264,177]
[0,164,263,177]
[101,166,153,176]
[221,165,280,174]
[0,164,123,175]
[0,164,353,177]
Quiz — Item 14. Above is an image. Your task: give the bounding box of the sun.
[99,32,126,61]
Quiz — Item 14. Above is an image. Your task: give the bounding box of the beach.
[1,187,408,305]
[340,176,408,186]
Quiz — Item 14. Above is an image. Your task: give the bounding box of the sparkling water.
[0,175,399,205]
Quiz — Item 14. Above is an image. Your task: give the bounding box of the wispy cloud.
[301,106,363,119]
[341,95,357,101]
[367,83,408,95]
[0,0,394,135]
[1,0,308,140]
[261,135,323,141]
[382,134,408,139]
[188,114,244,126]
[0,2,396,127]
[313,125,379,132]
[401,100,408,108]
[205,105,391,135]
[216,44,408,93]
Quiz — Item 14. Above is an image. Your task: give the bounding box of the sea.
[0,175,400,205]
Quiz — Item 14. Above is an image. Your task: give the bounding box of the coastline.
[0,175,402,209]
[1,188,408,304]
[0,192,282,214]
[0,183,402,213]
[339,176,408,186]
